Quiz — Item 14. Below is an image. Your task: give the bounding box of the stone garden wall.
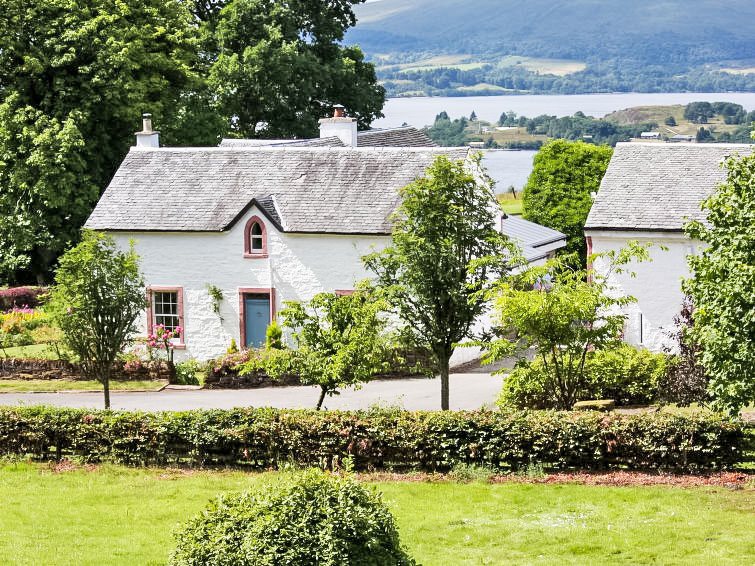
[0,358,174,382]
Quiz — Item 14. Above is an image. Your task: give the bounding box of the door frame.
[238,287,276,349]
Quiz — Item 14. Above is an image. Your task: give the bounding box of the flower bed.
[0,406,747,473]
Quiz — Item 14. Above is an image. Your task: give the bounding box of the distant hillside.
[347,0,755,96]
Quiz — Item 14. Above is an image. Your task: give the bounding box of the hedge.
[0,406,747,472]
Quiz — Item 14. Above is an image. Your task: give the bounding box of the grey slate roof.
[501,214,566,262]
[585,142,753,231]
[85,147,469,234]
[357,127,436,147]
[218,126,435,149]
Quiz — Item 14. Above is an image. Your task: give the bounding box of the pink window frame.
[238,287,276,348]
[244,216,268,258]
[146,286,186,348]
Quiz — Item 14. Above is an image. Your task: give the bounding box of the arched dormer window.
[244,216,268,258]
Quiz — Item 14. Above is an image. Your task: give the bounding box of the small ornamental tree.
[49,231,144,409]
[683,143,755,414]
[242,287,393,410]
[479,243,652,410]
[364,154,516,410]
[169,469,417,566]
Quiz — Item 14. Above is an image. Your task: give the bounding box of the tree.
[469,110,478,121]
[204,0,385,138]
[49,231,145,409]
[246,289,392,410]
[479,244,652,410]
[664,115,677,126]
[683,144,755,415]
[522,139,613,265]
[0,0,199,283]
[364,155,515,410]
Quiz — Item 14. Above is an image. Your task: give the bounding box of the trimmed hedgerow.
[0,406,746,472]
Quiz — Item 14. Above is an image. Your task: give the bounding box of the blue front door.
[244,295,270,348]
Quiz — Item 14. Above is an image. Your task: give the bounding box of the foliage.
[659,297,709,406]
[206,284,224,322]
[422,112,468,146]
[241,289,392,409]
[227,338,239,354]
[479,244,652,410]
[0,405,746,472]
[365,154,516,410]
[174,360,204,386]
[498,344,669,409]
[0,0,198,283]
[0,287,48,310]
[204,0,384,138]
[522,139,613,263]
[48,231,145,408]
[265,320,284,350]
[169,469,417,566]
[683,143,755,415]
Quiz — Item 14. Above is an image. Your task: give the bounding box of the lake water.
[375,92,755,129]
[375,92,755,192]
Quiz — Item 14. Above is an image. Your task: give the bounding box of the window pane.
[251,235,263,250]
[251,222,262,236]
[153,291,179,332]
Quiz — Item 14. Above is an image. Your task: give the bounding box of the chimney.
[135,113,160,148]
[318,105,357,147]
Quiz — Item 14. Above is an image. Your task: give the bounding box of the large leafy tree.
[364,155,515,410]
[522,139,613,264]
[683,143,755,415]
[49,231,145,409]
[0,0,199,283]
[205,0,385,138]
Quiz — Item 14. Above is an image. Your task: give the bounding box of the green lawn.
[0,379,166,392]
[0,343,61,360]
[498,195,524,215]
[0,463,752,565]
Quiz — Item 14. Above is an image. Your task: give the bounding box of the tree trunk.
[440,356,451,411]
[316,387,327,411]
[103,376,111,410]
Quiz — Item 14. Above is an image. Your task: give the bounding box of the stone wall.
[0,358,174,382]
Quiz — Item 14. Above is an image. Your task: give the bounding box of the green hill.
[346,0,755,96]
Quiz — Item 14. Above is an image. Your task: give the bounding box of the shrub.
[0,406,745,472]
[174,360,203,386]
[584,344,669,405]
[0,287,48,310]
[498,345,669,409]
[169,469,417,566]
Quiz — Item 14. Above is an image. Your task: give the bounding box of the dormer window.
[244,216,268,258]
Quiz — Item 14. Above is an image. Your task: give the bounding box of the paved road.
[0,373,503,412]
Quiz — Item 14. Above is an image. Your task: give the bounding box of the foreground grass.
[0,463,752,565]
[0,379,166,392]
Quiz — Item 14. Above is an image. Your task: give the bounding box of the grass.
[497,193,524,215]
[0,343,61,360]
[0,462,752,565]
[0,379,166,392]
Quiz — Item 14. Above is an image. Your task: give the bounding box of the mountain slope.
[348,0,755,64]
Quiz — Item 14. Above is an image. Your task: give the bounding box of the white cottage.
[584,142,752,351]
[85,115,565,362]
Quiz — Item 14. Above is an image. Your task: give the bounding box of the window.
[147,286,185,347]
[244,216,268,258]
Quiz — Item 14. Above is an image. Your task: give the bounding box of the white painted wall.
[111,206,388,361]
[586,230,702,352]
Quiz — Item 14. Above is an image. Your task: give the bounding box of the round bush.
[169,469,417,566]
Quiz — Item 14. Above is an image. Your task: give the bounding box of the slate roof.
[356,127,436,147]
[218,126,435,149]
[85,147,469,234]
[585,142,753,232]
[501,214,566,262]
